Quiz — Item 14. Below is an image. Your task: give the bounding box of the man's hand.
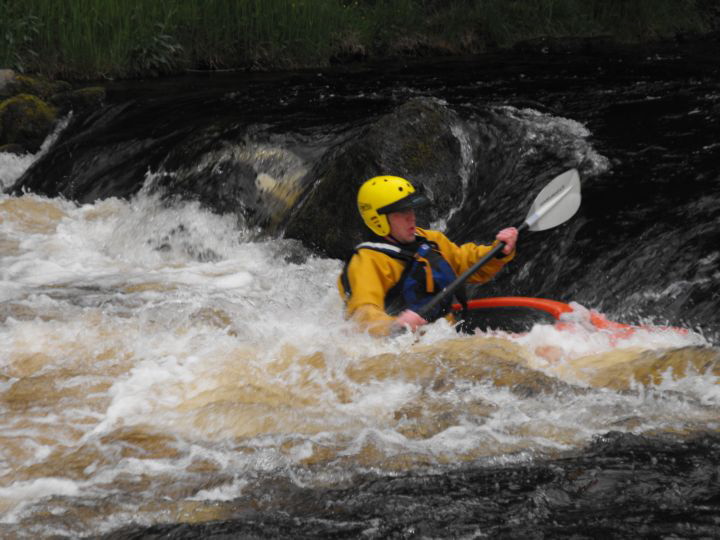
[496,227,518,255]
[393,309,428,332]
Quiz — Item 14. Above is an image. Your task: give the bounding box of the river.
[1,36,719,538]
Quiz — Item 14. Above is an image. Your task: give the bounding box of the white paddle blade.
[525,169,581,231]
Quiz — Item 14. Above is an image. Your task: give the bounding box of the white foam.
[0,478,81,524]
[0,477,80,501]
[189,478,249,501]
[0,114,71,190]
[342,381,421,417]
[91,352,210,436]
[0,152,37,191]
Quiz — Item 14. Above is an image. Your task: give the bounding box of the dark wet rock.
[100,431,720,539]
[283,97,467,258]
[7,99,191,200]
[0,93,57,152]
[152,132,263,221]
[6,90,303,231]
[51,86,107,116]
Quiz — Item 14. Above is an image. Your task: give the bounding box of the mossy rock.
[51,86,106,116]
[5,74,71,100]
[0,94,57,152]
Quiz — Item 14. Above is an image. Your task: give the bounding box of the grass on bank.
[0,0,711,80]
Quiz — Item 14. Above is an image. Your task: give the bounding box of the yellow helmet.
[357,175,430,236]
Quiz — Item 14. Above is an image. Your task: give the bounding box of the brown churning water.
[1,189,717,538]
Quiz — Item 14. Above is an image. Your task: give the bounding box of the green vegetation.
[0,0,713,80]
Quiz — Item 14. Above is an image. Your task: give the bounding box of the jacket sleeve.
[422,229,515,284]
[337,250,403,337]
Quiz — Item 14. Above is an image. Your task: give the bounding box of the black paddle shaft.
[416,222,529,320]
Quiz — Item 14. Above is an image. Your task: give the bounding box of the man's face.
[387,209,416,244]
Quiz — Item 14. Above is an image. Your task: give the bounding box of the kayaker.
[338,175,517,336]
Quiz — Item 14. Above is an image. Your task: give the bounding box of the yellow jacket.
[337,228,514,336]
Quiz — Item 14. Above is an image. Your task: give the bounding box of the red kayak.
[452,296,686,339]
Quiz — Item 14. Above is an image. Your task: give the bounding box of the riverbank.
[1,0,718,81]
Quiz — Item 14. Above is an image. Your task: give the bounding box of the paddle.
[416,168,582,320]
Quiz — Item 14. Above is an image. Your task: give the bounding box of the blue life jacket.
[340,237,467,322]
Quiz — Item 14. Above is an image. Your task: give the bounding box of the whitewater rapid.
[1,171,715,535]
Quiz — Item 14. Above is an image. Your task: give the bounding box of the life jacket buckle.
[415,243,431,258]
